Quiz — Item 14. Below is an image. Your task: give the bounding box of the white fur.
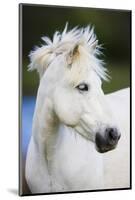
[25,25,130,193]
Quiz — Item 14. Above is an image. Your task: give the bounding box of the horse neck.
[32,95,104,171]
[32,91,60,163]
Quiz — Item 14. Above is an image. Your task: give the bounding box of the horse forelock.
[28,24,109,81]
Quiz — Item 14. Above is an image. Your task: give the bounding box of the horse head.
[29,24,121,153]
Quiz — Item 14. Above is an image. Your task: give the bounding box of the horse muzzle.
[95,127,121,153]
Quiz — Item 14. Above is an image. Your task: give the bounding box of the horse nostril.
[106,128,120,144]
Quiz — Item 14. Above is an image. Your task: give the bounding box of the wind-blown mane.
[28,24,108,82]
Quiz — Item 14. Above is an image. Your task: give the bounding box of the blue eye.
[76,83,89,91]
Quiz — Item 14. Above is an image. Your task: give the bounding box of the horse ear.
[90,40,98,53]
[28,47,54,79]
[66,44,80,66]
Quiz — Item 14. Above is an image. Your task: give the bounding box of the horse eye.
[76,83,89,91]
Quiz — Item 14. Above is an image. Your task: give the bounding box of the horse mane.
[28,24,109,82]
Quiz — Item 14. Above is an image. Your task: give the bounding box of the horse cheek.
[53,93,82,126]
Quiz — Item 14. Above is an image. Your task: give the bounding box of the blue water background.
[22,96,36,157]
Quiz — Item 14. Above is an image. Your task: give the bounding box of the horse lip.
[96,144,117,153]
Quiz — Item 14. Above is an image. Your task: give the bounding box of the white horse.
[25,25,130,193]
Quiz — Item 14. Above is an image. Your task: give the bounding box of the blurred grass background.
[20,4,131,195]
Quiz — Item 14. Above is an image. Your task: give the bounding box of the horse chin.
[95,144,117,153]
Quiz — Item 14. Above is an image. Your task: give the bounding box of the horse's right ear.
[28,47,55,79]
[66,44,80,66]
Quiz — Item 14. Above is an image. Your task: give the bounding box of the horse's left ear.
[90,40,98,54]
[66,44,80,66]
